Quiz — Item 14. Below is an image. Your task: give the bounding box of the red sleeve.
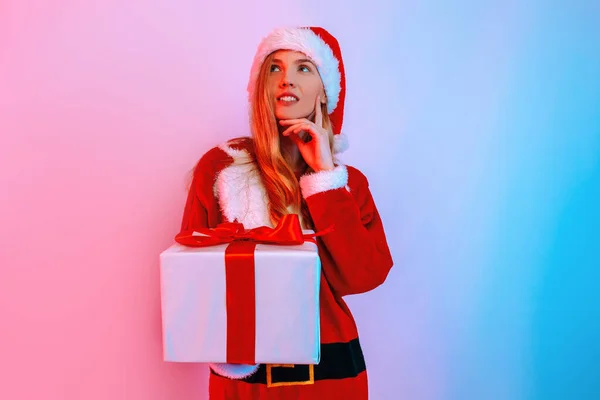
[179,145,232,232]
[299,165,394,297]
[179,171,209,232]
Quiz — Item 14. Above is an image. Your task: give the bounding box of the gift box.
[159,216,324,365]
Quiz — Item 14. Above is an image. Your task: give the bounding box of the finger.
[315,95,323,128]
[279,118,311,126]
[293,123,314,136]
[282,122,317,137]
[282,123,306,136]
[293,124,320,143]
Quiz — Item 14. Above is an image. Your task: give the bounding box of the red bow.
[175,214,333,247]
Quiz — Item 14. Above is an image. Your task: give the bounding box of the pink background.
[1,1,406,398]
[3,1,600,399]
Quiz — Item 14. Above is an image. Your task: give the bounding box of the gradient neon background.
[1,1,599,399]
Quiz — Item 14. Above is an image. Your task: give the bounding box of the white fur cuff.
[299,165,348,198]
[209,363,260,379]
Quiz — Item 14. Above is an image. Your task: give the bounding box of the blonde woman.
[179,26,394,400]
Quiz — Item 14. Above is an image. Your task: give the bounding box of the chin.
[275,108,310,121]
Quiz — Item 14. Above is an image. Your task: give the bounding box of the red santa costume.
[178,26,394,399]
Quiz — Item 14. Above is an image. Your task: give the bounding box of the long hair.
[251,52,335,229]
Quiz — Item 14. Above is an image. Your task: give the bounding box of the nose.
[280,72,295,88]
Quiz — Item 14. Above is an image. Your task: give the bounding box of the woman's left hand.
[279,95,335,172]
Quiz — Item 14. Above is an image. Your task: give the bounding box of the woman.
[179,26,394,400]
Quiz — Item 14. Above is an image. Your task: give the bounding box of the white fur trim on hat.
[333,131,349,154]
[247,27,342,114]
[299,165,349,198]
[209,362,260,379]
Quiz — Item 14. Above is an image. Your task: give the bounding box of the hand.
[279,95,335,172]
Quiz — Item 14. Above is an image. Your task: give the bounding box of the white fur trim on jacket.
[209,362,259,379]
[247,27,342,114]
[214,142,272,228]
[299,165,349,199]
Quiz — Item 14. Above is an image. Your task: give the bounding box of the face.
[266,50,327,120]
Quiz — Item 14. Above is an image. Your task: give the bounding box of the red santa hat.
[247,26,349,153]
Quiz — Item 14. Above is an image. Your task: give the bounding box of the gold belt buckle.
[266,364,315,388]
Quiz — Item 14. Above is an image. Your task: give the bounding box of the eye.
[299,64,311,72]
[270,64,281,72]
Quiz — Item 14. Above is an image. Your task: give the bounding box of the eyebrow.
[272,58,316,66]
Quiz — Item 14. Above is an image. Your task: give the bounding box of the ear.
[321,91,327,104]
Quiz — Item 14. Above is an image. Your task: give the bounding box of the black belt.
[211,338,366,387]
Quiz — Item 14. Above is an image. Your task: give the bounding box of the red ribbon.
[175,214,333,364]
[175,214,332,247]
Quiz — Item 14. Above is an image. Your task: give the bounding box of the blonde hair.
[251,52,335,229]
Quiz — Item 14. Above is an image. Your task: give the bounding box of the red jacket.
[179,137,393,399]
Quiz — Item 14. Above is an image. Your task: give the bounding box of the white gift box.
[159,241,321,364]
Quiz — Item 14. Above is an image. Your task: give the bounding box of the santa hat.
[247,26,349,153]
